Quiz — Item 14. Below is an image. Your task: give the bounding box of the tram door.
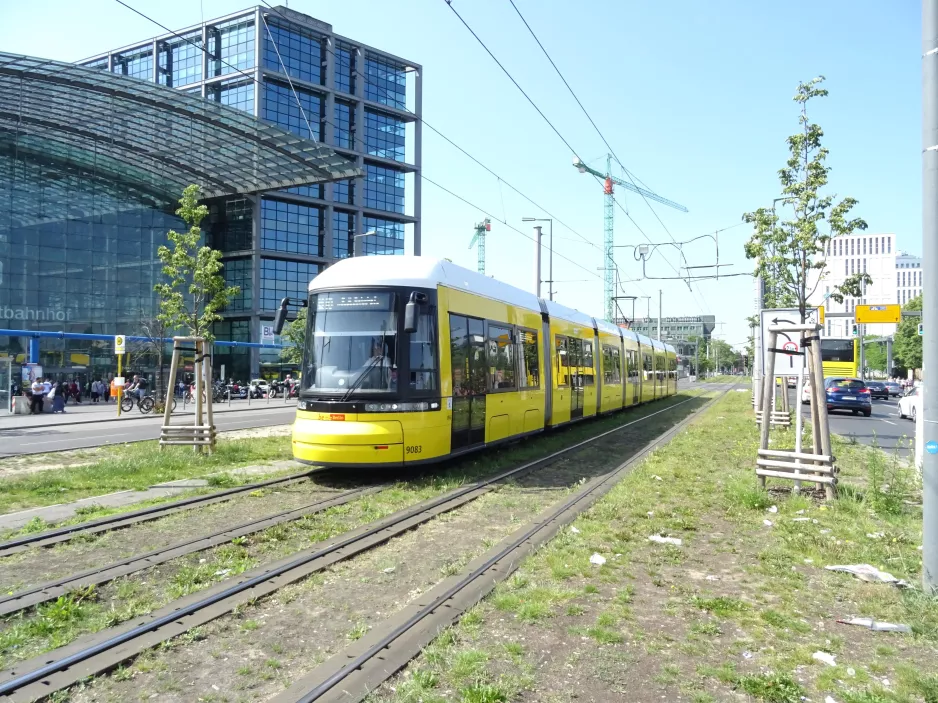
[569,338,585,420]
[449,315,487,451]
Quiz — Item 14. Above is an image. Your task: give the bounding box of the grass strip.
[372,390,934,703]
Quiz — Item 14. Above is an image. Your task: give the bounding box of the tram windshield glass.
[303,291,398,394]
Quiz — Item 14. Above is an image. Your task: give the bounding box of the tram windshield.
[303,291,398,394]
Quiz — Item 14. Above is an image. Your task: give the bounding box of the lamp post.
[352,230,378,257]
[522,217,553,300]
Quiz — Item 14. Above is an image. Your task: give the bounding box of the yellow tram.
[284,257,677,467]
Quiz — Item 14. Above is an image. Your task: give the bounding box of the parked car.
[250,379,270,395]
[824,377,871,417]
[885,381,903,397]
[787,376,797,388]
[897,386,921,421]
[864,381,889,400]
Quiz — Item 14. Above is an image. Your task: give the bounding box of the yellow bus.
[820,337,859,378]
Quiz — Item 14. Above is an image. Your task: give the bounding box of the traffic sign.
[855,304,902,324]
[114,335,126,355]
[817,306,825,325]
[760,309,806,373]
[927,440,938,455]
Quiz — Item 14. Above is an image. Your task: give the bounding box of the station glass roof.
[0,52,362,200]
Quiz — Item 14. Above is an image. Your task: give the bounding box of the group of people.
[22,377,113,414]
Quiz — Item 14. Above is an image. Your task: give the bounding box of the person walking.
[52,382,67,413]
[90,379,100,403]
[29,378,44,415]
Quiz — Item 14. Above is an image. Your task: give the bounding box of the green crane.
[572,155,688,321]
[469,218,491,274]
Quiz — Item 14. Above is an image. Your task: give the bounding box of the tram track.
[272,384,735,703]
[0,387,726,702]
[0,468,320,556]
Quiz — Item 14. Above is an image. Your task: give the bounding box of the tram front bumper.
[292,416,404,466]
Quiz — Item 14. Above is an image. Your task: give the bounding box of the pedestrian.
[91,379,100,403]
[30,377,44,415]
[69,380,80,404]
[52,382,67,413]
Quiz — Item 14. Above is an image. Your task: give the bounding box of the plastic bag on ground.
[825,564,910,588]
[837,617,912,633]
[648,535,682,546]
[589,553,606,566]
[812,651,836,666]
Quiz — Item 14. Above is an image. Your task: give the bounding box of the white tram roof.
[310,256,674,353]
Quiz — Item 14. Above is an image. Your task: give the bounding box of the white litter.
[825,697,839,703]
[706,575,720,581]
[212,685,220,692]
[796,509,805,514]
[647,511,654,517]
[742,651,753,659]
[882,679,891,687]
[383,566,396,573]
[820,529,832,534]
[792,518,811,522]
[652,475,663,481]
[763,519,774,527]
[570,526,581,534]
[647,535,682,546]
[804,559,814,564]
[825,564,910,588]
[866,532,885,539]
[589,553,606,566]
[768,505,778,513]
[213,569,230,577]
[837,617,912,633]
[812,651,837,666]
[847,667,856,677]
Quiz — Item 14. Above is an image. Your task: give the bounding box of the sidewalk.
[0,396,296,430]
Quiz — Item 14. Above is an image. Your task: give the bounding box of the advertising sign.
[21,364,42,383]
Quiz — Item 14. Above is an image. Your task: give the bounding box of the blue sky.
[0,0,921,348]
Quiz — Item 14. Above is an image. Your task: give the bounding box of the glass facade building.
[78,5,422,380]
[0,51,359,389]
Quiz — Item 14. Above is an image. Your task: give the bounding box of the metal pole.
[859,325,865,380]
[754,278,764,408]
[657,289,662,340]
[887,337,894,377]
[549,219,554,301]
[695,339,699,381]
[533,225,543,298]
[794,365,805,492]
[922,0,938,593]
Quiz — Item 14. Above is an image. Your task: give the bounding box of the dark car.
[824,377,871,417]
[885,381,903,397]
[864,381,889,400]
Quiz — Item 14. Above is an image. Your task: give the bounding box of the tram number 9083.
[405,445,423,455]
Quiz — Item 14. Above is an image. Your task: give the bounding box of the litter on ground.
[763,519,774,527]
[837,617,912,634]
[825,564,910,588]
[767,505,778,513]
[570,526,580,534]
[647,535,683,546]
[589,553,607,566]
[812,651,837,666]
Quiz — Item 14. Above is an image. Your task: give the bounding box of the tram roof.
[310,256,674,353]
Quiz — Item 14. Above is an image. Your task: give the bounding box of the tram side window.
[487,324,516,390]
[642,353,653,381]
[627,350,639,380]
[656,353,665,381]
[580,340,595,386]
[518,330,540,389]
[555,335,569,387]
[409,306,438,391]
[602,345,621,383]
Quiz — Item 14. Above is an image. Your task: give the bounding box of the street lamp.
[522,217,553,300]
[352,230,378,257]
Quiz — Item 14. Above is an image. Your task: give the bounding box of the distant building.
[623,315,716,342]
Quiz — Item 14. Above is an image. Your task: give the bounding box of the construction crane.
[469,218,491,274]
[573,155,688,321]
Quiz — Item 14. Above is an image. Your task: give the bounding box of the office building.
[78,5,422,377]
[625,315,716,343]
[0,51,358,387]
[896,252,923,306]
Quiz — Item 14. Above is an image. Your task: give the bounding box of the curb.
[0,402,295,431]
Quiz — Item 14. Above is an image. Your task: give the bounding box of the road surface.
[792,390,912,457]
[0,407,297,458]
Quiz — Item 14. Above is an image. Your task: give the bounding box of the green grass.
[0,436,294,515]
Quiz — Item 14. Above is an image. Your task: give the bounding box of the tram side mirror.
[273,297,291,335]
[403,292,428,334]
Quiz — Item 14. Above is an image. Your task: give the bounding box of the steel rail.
[0,485,385,617]
[0,468,319,555]
[0,389,715,702]
[275,384,735,703]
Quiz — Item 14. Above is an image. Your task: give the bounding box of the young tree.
[743,77,870,322]
[133,310,169,400]
[894,295,923,371]
[154,185,240,343]
[280,307,307,366]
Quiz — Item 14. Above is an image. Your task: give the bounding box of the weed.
[583,584,599,594]
[20,517,47,534]
[733,672,804,703]
[691,621,721,637]
[566,604,585,616]
[760,609,811,633]
[459,682,509,703]
[241,620,259,632]
[411,669,439,689]
[586,626,623,645]
[265,658,282,669]
[348,622,368,641]
[503,642,524,657]
[451,649,488,680]
[691,596,748,617]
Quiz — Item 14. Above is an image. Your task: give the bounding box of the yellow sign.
[817,306,825,325]
[855,304,901,324]
[114,335,126,355]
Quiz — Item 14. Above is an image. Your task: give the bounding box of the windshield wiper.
[339,328,389,402]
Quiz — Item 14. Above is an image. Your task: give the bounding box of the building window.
[333,179,354,205]
[364,53,406,109]
[264,80,322,140]
[260,199,322,256]
[902,271,906,287]
[364,164,405,214]
[264,21,322,84]
[207,79,255,113]
[334,101,353,149]
[335,42,354,94]
[332,210,355,259]
[222,258,252,312]
[875,238,879,254]
[112,48,152,80]
[888,236,891,253]
[850,239,854,255]
[208,197,253,252]
[361,216,405,255]
[863,259,866,272]
[897,271,901,287]
[283,183,324,199]
[260,258,320,311]
[158,34,202,87]
[208,18,256,77]
[83,57,109,71]
[364,110,406,162]
[850,259,854,274]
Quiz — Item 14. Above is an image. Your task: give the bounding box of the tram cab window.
[409,305,437,391]
[518,330,540,389]
[603,345,621,384]
[304,291,398,393]
[487,324,516,390]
